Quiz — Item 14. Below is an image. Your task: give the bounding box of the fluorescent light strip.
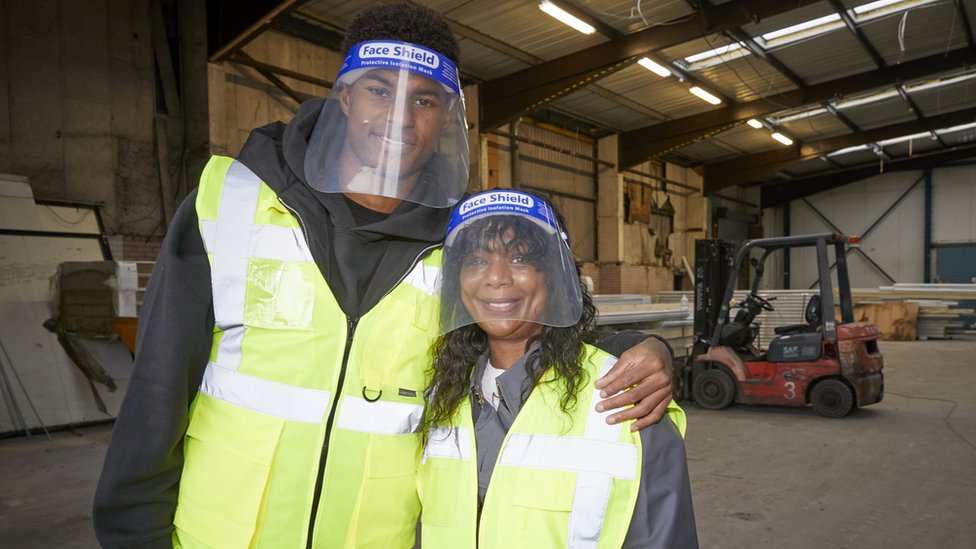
[747,119,764,129]
[638,57,672,78]
[539,1,595,35]
[689,86,722,105]
[771,132,794,146]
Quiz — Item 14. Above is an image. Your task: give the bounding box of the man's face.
[459,230,548,343]
[338,69,451,185]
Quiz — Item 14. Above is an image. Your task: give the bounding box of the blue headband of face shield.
[445,190,570,248]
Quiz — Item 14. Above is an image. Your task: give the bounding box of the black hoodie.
[91,98,451,548]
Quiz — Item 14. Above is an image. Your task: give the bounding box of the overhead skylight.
[680,0,945,70]
[852,0,942,23]
[682,42,749,70]
[935,121,976,135]
[758,14,844,49]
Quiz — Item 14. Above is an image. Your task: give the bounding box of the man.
[93,3,675,548]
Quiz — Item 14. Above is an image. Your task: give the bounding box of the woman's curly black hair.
[342,2,461,64]
[420,202,597,434]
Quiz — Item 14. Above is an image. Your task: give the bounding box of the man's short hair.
[342,2,461,65]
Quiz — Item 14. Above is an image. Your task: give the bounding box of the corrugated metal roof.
[286,0,976,182]
[576,0,694,35]
[674,138,740,164]
[696,55,800,103]
[859,2,969,65]
[840,95,917,129]
[911,73,976,118]
[770,30,879,85]
[781,112,854,141]
[706,124,787,155]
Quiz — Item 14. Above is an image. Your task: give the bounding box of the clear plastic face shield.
[304,40,469,208]
[439,190,583,336]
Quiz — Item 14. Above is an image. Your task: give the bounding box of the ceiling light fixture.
[747,119,764,129]
[689,86,722,105]
[638,57,672,77]
[539,1,596,35]
[771,132,794,146]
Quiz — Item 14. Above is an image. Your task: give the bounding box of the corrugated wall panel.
[786,171,926,288]
[932,165,976,243]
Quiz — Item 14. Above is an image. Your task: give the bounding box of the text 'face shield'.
[304,41,469,208]
[439,191,583,336]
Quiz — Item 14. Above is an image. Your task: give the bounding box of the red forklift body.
[680,234,884,418]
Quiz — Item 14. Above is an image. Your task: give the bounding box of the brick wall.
[121,235,164,262]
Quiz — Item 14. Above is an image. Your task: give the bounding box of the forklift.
[675,234,884,418]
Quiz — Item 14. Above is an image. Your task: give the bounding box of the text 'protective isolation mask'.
[304,40,469,208]
[439,190,583,335]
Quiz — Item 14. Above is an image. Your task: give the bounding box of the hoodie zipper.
[278,193,440,547]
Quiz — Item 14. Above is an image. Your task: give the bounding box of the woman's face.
[459,230,547,343]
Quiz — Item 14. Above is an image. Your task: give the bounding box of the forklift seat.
[773,294,822,336]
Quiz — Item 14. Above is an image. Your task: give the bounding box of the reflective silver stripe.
[497,434,637,478]
[567,356,629,549]
[403,261,440,296]
[336,396,424,435]
[199,362,330,423]
[211,161,259,331]
[248,224,313,262]
[214,325,245,372]
[201,220,216,253]
[201,221,311,263]
[422,426,473,462]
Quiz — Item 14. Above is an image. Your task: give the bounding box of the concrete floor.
[1,338,975,548]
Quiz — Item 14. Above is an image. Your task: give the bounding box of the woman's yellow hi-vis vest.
[418,345,687,549]
[174,157,441,548]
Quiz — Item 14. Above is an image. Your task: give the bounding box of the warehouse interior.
[1,0,975,547]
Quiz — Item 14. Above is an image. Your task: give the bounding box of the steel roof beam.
[479,0,819,130]
[703,105,976,191]
[760,143,976,207]
[208,0,314,62]
[824,102,861,132]
[827,0,886,68]
[618,46,976,167]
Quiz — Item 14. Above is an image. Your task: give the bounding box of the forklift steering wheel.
[751,293,776,312]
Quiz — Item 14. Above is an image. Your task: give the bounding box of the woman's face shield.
[439,191,583,336]
[304,41,469,208]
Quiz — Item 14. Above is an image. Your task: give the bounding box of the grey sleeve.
[593,331,674,360]
[92,191,215,549]
[623,415,699,549]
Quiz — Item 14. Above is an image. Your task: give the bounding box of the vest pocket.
[244,259,315,330]
[419,459,461,525]
[354,433,423,547]
[512,468,575,511]
[175,396,285,548]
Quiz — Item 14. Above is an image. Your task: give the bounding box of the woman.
[418,190,698,548]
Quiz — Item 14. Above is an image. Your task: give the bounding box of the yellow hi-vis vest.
[418,345,687,549]
[174,156,441,548]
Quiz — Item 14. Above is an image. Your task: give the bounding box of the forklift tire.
[692,368,735,410]
[810,379,855,418]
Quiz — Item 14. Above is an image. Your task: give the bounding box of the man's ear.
[339,86,351,116]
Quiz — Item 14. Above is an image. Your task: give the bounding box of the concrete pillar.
[597,134,623,263]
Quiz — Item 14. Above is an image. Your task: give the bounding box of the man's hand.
[594,337,673,431]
